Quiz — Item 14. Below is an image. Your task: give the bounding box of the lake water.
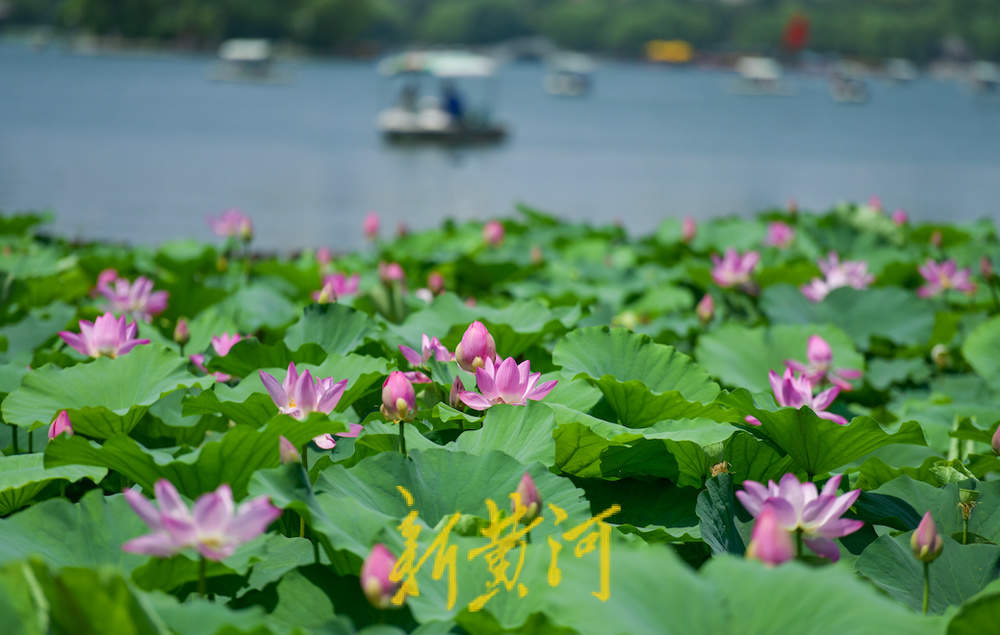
[1,42,998,250]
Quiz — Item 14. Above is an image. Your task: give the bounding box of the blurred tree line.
[5,0,1000,61]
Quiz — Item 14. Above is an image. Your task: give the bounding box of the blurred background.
[1,0,998,249]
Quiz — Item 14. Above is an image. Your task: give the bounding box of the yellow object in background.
[645,39,693,63]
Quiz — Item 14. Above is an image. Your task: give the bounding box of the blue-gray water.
[1,42,998,250]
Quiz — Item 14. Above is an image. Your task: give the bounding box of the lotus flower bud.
[746,505,794,566]
[483,220,504,246]
[316,247,332,267]
[682,216,696,243]
[892,209,909,226]
[449,376,464,409]
[396,222,409,237]
[48,410,73,440]
[868,195,882,211]
[363,211,380,241]
[911,511,943,563]
[428,272,445,295]
[930,230,942,248]
[992,423,1000,455]
[381,371,416,422]
[512,472,541,523]
[279,436,301,464]
[378,261,405,284]
[981,257,995,280]
[787,199,798,215]
[931,344,950,369]
[173,318,190,345]
[531,245,543,265]
[455,321,496,372]
[696,294,714,324]
[361,544,399,609]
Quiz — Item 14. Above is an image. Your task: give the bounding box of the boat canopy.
[736,57,782,81]
[377,51,497,78]
[218,39,272,62]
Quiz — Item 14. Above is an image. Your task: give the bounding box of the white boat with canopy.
[376,50,507,144]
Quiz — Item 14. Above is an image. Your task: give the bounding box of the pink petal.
[313,434,337,449]
[229,497,283,542]
[154,480,188,520]
[459,391,493,411]
[122,532,182,557]
[192,487,234,534]
[399,345,423,367]
[124,488,163,530]
[803,536,841,561]
[338,423,364,438]
[259,370,287,408]
[526,379,558,401]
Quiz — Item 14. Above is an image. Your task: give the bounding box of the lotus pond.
[1,203,999,634]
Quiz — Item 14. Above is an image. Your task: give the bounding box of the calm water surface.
[1,43,998,250]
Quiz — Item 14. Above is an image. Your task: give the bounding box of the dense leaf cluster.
[0,203,998,633]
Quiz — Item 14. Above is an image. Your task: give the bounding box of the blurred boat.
[970,61,999,92]
[544,53,594,97]
[732,57,791,96]
[885,58,918,83]
[211,39,284,83]
[376,50,507,145]
[829,63,870,104]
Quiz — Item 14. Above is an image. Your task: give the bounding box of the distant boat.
[829,63,870,104]
[376,50,507,145]
[732,57,791,96]
[885,58,918,83]
[970,61,999,92]
[211,39,282,83]
[544,53,594,97]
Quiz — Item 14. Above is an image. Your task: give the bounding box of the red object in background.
[783,13,810,52]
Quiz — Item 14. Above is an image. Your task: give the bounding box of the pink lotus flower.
[313,273,360,303]
[259,363,353,449]
[400,334,453,368]
[209,209,253,240]
[768,367,847,425]
[784,335,862,391]
[123,479,281,560]
[696,293,715,324]
[363,212,380,240]
[378,262,405,284]
[868,195,882,211]
[59,313,150,358]
[361,544,399,609]
[455,321,497,373]
[682,216,696,243]
[764,221,794,248]
[892,209,909,226]
[801,253,875,302]
[191,333,244,383]
[483,220,505,246]
[458,357,558,410]
[918,259,976,297]
[711,249,759,288]
[736,473,863,562]
[49,410,73,439]
[427,272,445,294]
[746,505,794,566]
[260,363,348,422]
[911,511,943,563]
[381,371,416,422]
[98,275,168,322]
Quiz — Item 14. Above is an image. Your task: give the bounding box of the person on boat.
[399,82,418,112]
[442,80,465,125]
